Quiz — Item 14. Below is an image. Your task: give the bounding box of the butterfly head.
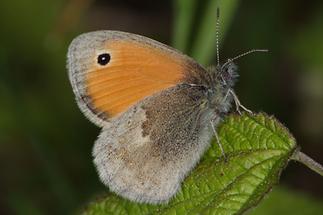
[200,62,238,113]
[218,61,239,88]
[203,47,268,113]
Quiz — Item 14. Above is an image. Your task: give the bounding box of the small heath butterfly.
[67,27,266,203]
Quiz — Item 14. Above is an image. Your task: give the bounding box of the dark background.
[0,0,322,214]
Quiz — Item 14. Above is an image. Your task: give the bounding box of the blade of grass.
[172,0,198,52]
[190,0,240,65]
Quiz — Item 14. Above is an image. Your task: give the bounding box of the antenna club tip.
[217,7,220,18]
[252,49,269,52]
[258,49,269,52]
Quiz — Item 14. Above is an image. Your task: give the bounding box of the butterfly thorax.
[201,62,239,114]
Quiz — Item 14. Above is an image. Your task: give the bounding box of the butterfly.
[67,29,266,204]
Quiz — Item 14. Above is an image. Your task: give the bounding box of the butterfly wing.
[67,31,215,203]
[93,84,214,203]
[67,30,206,126]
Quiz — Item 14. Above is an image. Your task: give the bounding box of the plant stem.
[291,151,323,176]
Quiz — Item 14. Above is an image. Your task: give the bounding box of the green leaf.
[82,113,299,215]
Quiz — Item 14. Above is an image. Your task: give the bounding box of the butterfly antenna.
[216,7,220,66]
[222,49,268,69]
[230,49,268,61]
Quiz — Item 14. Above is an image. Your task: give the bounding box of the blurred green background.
[0,0,323,214]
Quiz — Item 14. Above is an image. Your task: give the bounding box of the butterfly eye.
[97,53,111,66]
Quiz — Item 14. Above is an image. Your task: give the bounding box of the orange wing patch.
[85,40,186,118]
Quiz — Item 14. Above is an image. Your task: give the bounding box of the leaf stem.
[291,150,323,176]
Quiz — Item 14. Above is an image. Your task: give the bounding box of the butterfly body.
[67,31,237,203]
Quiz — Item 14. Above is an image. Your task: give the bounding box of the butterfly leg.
[210,120,227,161]
[229,89,253,115]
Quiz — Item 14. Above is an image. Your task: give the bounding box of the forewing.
[67,30,206,126]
